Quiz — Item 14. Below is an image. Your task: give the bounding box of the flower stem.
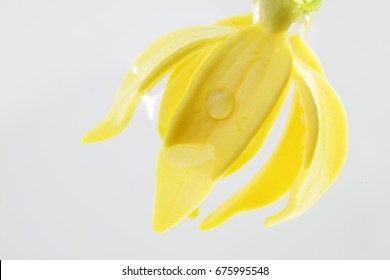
[253,0,322,33]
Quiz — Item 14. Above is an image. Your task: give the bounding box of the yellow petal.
[158,49,216,222]
[215,14,253,28]
[188,208,200,220]
[289,35,325,75]
[200,36,325,230]
[82,26,235,144]
[154,24,292,232]
[225,77,292,176]
[265,58,347,227]
[158,47,215,139]
[153,144,215,232]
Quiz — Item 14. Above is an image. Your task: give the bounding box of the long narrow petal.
[289,35,325,75]
[154,24,292,232]
[200,36,325,230]
[82,26,235,144]
[265,58,347,227]
[215,14,253,28]
[154,144,215,232]
[158,47,216,138]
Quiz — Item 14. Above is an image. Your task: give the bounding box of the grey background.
[1,0,389,259]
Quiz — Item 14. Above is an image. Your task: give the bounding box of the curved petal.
[154,24,292,232]
[289,35,325,75]
[265,58,347,227]
[200,36,325,230]
[82,26,235,144]
[215,14,253,28]
[188,208,200,219]
[158,47,216,139]
[154,144,215,232]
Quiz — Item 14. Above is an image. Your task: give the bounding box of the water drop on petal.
[206,90,234,120]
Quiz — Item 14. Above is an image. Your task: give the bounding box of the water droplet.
[287,11,313,37]
[142,95,159,120]
[252,0,260,24]
[206,90,234,120]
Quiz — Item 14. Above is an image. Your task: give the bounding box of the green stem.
[254,0,322,33]
[298,0,322,12]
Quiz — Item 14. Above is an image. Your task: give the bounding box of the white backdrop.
[1,0,389,259]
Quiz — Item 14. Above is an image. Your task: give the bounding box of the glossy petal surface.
[83,26,235,143]
[265,58,347,227]
[158,47,215,138]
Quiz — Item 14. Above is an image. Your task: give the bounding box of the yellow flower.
[83,0,348,232]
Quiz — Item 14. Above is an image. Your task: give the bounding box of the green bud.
[258,0,322,33]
